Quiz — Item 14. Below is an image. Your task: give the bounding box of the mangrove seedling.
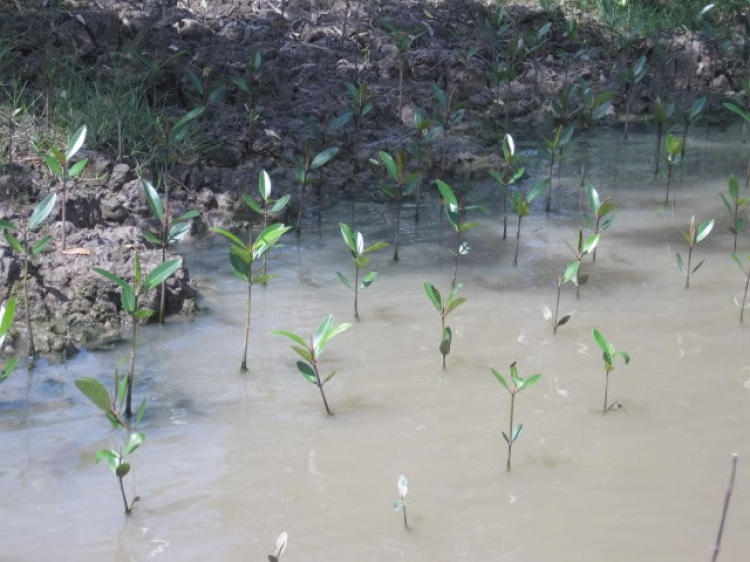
[292,143,339,234]
[620,55,647,140]
[373,150,421,261]
[653,97,675,178]
[676,216,714,289]
[582,184,615,262]
[710,453,739,562]
[436,179,488,287]
[272,314,352,415]
[1,193,57,357]
[565,231,600,299]
[720,175,748,251]
[379,19,424,120]
[489,134,524,241]
[75,372,145,432]
[723,101,750,188]
[540,125,575,213]
[544,261,579,335]
[394,475,409,529]
[432,84,466,175]
[232,52,263,156]
[336,223,388,320]
[592,328,631,412]
[423,281,465,368]
[142,179,200,323]
[730,252,750,323]
[268,532,289,562]
[510,179,547,266]
[210,223,290,371]
[663,133,683,206]
[0,297,17,384]
[185,66,226,108]
[578,78,613,189]
[42,125,88,252]
[490,362,542,471]
[95,431,146,515]
[676,96,707,158]
[411,108,443,222]
[341,82,374,171]
[93,253,182,416]
[244,170,291,279]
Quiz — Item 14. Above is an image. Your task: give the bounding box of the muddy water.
[2,125,750,561]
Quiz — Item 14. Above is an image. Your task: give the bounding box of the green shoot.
[544,262,579,335]
[676,216,714,289]
[490,362,542,471]
[619,55,647,140]
[394,475,409,529]
[423,282,465,368]
[244,170,291,280]
[337,223,388,320]
[489,134,524,241]
[653,97,675,178]
[592,329,631,412]
[676,96,707,158]
[582,184,615,262]
[231,52,263,156]
[565,231,600,299]
[730,253,750,323]
[0,297,17,384]
[720,176,748,252]
[273,315,352,415]
[663,133,683,206]
[292,143,339,234]
[540,125,575,213]
[578,78,613,189]
[510,179,547,266]
[411,108,443,222]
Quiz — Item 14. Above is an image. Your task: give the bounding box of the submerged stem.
[126,308,137,417]
[603,369,609,413]
[118,476,131,515]
[553,280,562,335]
[507,392,515,472]
[514,216,522,266]
[711,454,739,562]
[241,231,253,371]
[741,272,750,324]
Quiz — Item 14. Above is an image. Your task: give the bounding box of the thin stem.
[452,228,460,288]
[158,232,167,324]
[624,89,631,140]
[312,359,332,415]
[741,272,750,323]
[711,454,739,562]
[665,163,673,206]
[354,264,360,320]
[514,216,522,266]
[23,249,35,357]
[686,244,693,289]
[241,231,253,371]
[654,124,663,178]
[545,157,555,213]
[580,131,589,189]
[592,219,600,262]
[553,280,561,335]
[507,392,515,472]
[402,502,409,529]
[61,172,68,252]
[118,476,131,515]
[603,369,609,413]
[394,186,402,261]
[681,121,689,158]
[126,298,138,417]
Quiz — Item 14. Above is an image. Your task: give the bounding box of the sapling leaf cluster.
[540,125,575,213]
[663,133,684,206]
[582,184,615,262]
[292,143,339,234]
[652,97,675,178]
[676,95,707,158]
[620,55,647,140]
[565,230,600,299]
[423,282,466,368]
[544,261,579,335]
[273,315,352,415]
[411,108,443,222]
[336,223,388,320]
[719,176,748,252]
[93,253,182,416]
[592,329,631,412]
[210,223,291,371]
[489,134,524,241]
[244,170,291,280]
[676,216,714,289]
[42,125,88,252]
[393,475,409,529]
[232,52,263,156]
[490,362,542,471]
[436,179,489,286]
[510,179,547,266]
[185,66,226,107]
[0,193,58,357]
[730,252,750,323]
[0,297,18,383]
[431,84,466,175]
[578,78,613,188]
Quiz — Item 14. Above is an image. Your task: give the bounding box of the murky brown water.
[2,125,750,561]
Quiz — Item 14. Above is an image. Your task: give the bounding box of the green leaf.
[317,320,352,354]
[361,271,377,288]
[563,261,581,284]
[31,234,52,255]
[172,106,205,136]
[271,195,291,213]
[363,241,389,254]
[435,179,458,207]
[244,195,263,214]
[0,219,17,230]
[0,357,18,383]
[5,230,23,253]
[95,449,119,473]
[229,253,249,281]
[311,147,339,169]
[28,193,57,230]
[423,282,442,311]
[75,377,113,413]
[439,327,451,357]
[522,374,542,389]
[586,184,601,211]
[329,112,353,131]
[68,158,88,178]
[511,423,524,442]
[724,102,750,124]
[136,399,147,423]
[93,268,132,294]
[168,222,191,243]
[0,297,16,342]
[124,431,145,455]
[42,154,62,176]
[209,227,247,249]
[65,125,87,161]
[116,463,131,478]
[322,370,338,384]
[133,308,154,320]
[291,346,314,363]
[259,169,272,200]
[141,178,165,221]
[143,259,182,291]
[336,271,353,290]
[141,229,163,245]
[445,296,466,316]
[272,330,307,347]
[379,151,399,181]
[592,329,609,354]
[491,368,510,392]
[340,223,357,253]
[296,361,317,384]
[695,219,714,243]
[174,210,200,222]
[676,252,685,273]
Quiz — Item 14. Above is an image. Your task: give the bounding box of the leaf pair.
[592,329,631,371]
[43,125,89,178]
[209,223,290,283]
[423,282,466,317]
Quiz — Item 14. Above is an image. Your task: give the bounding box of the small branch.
[711,454,739,562]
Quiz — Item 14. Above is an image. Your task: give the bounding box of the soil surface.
[0,0,746,355]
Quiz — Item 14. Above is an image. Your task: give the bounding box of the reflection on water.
[2,125,750,561]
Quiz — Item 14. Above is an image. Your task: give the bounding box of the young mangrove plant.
[292,143,339,234]
[210,223,290,371]
[423,282,465,368]
[268,532,289,562]
[373,150,421,261]
[663,133,683,206]
[93,253,182,416]
[711,453,739,562]
[652,97,675,178]
[544,262,579,335]
[0,297,17,384]
[95,430,146,515]
[490,362,541,471]
[379,19,424,120]
[185,66,226,108]
[232,52,263,155]
[578,78,613,189]
[489,134,524,241]
[432,84,466,175]
[340,82,374,171]
[243,170,291,279]
[336,223,388,320]
[620,55,647,140]
[720,175,748,252]
[142,179,200,323]
[540,125,575,213]
[676,216,714,289]
[1,193,57,357]
[273,314,352,415]
[394,475,409,529]
[723,101,750,188]
[582,184,615,262]
[42,125,88,252]
[730,252,750,323]
[411,108,443,222]
[676,96,707,158]
[565,231,600,299]
[436,179,488,286]
[592,328,631,413]
[510,179,547,266]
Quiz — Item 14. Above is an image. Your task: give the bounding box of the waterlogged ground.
[2,125,750,561]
